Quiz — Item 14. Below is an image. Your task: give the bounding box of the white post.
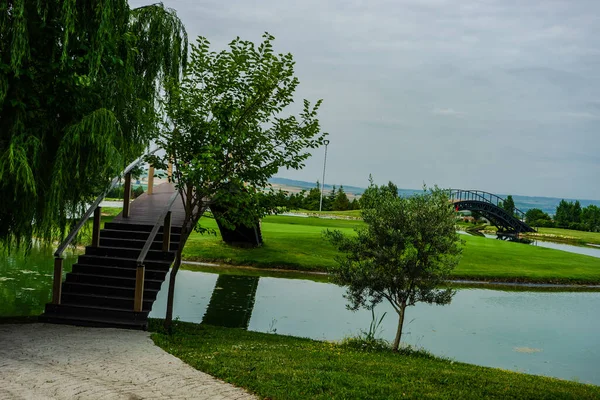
[319,139,330,212]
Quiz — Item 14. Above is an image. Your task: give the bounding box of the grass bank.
[149,320,600,399]
[184,215,600,284]
[524,227,600,246]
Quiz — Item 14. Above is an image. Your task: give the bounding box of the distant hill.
[269,177,600,215]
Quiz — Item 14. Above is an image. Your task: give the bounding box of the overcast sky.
[131,0,600,199]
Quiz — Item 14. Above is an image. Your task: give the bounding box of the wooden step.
[99,237,179,252]
[100,229,181,243]
[71,264,168,280]
[84,246,175,261]
[104,222,182,234]
[77,255,173,269]
[62,281,160,299]
[61,292,154,310]
[65,272,164,290]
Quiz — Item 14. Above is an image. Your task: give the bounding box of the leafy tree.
[0,1,187,248]
[148,33,326,330]
[350,198,360,210]
[573,201,582,223]
[333,185,350,211]
[325,185,337,211]
[303,182,322,211]
[582,205,600,232]
[360,177,398,209]
[501,195,516,217]
[325,182,462,351]
[555,199,583,228]
[555,200,571,228]
[525,208,552,225]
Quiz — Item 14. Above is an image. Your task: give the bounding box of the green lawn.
[184,215,600,284]
[150,320,600,399]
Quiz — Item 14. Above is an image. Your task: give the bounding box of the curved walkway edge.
[0,323,255,400]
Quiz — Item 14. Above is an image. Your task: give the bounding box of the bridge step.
[77,255,172,269]
[40,220,181,330]
[40,303,149,329]
[67,264,168,287]
[100,228,181,242]
[61,292,154,310]
[65,272,164,290]
[104,222,182,235]
[99,237,180,251]
[62,281,160,299]
[84,246,175,261]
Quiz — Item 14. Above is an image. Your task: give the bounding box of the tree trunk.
[164,248,182,333]
[392,302,407,352]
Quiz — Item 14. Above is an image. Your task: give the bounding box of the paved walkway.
[0,323,255,400]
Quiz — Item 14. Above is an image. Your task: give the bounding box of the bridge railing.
[449,189,527,222]
[51,147,168,305]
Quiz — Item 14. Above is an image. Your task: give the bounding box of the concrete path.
[0,323,255,400]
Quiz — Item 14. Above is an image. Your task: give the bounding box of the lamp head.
[324,139,330,146]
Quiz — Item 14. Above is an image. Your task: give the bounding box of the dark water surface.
[0,245,77,317]
[150,269,600,386]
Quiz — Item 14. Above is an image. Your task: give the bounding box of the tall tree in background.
[500,195,515,217]
[0,1,187,248]
[333,185,350,211]
[148,34,326,330]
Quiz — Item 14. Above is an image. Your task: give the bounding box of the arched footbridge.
[450,189,536,235]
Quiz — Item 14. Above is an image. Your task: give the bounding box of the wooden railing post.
[123,172,132,218]
[134,265,145,312]
[52,257,63,304]
[92,206,101,247]
[162,211,172,252]
[147,165,155,195]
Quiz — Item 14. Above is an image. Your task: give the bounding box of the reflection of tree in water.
[202,275,259,329]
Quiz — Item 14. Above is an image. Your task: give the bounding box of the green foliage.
[582,205,600,232]
[332,185,350,211]
[302,182,323,211]
[148,33,325,241]
[554,200,600,231]
[500,195,516,216]
[525,208,553,227]
[340,309,389,352]
[325,181,462,350]
[0,1,187,248]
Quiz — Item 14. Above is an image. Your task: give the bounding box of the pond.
[2,245,599,386]
[0,245,77,317]
[150,269,600,386]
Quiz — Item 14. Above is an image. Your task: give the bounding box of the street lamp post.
[319,139,330,212]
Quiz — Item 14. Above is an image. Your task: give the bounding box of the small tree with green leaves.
[325,180,462,351]
[148,33,326,331]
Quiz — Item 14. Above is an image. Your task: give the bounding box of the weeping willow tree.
[0,1,187,249]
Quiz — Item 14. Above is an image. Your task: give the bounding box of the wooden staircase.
[40,222,181,330]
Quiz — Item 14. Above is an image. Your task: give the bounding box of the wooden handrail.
[136,190,179,266]
[134,190,179,312]
[53,148,159,258]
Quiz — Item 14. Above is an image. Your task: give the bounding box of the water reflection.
[202,275,259,328]
[150,270,600,385]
